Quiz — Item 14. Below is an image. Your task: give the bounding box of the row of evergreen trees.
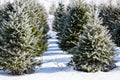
[99,4,120,46]
[53,0,117,72]
[0,0,49,75]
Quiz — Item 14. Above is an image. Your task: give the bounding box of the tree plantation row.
[53,0,120,72]
[0,0,120,75]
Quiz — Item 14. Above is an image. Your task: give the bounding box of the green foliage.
[22,0,48,56]
[0,0,47,75]
[58,0,89,51]
[0,3,13,28]
[69,7,116,72]
[114,19,120,46]
[99,5,120,46]
[53,3,66,32]
[53,3,68,51]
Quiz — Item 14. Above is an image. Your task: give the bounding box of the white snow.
[0,0,120,80]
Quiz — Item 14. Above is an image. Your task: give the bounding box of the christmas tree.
[53,2,66,32]
[58,0,89,51]
[99,4,120,46]
[23,0,49,56]
[0,0,46,75]
[114,18,120,46]
[69,6,116,72]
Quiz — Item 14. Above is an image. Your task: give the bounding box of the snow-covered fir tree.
[0,3,13,30]
[53,2,66,32]
[0,0,47,75]
[114,18,120,47]
[99,4,120,46]
[58,0,89,51]
[22,0,49,56]
[69,6,116,72]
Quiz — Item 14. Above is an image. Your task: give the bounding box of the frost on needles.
[69,6,116,72]
[54,0,89,52]
[0,0,48,75]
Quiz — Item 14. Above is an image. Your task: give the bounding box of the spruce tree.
[53,2,66,32]
[69,6,116,72]
[0,3,13,29]
[114,18,120,46]
[99,5,120,46]
[0,0,49,56]
[0,0,44,75]
[22,0,49,56]
[58,0,88,51]
[22,0,49,34]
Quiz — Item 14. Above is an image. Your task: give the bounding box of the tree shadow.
[111,56,120,71]
[35,66,72,73]
[43,57,71,64]
[0,70,9,76]
[0,70,22,76]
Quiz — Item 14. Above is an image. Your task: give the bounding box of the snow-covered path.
[40,30,72,73]
[40,13,72,72]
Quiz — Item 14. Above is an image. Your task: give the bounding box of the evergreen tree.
[22,0,49,56]
[69,6,116,72]
[0,0,49,56]
[114,18,120,46]
[0,0,44,75]
[0,3,13,29]
[99,4,120,46]
[53,2,66,32]
[58,0,88,51]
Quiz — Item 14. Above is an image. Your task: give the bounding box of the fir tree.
[22,0,49,33]
[58,0,88,51]
[0,0,49,56]
[114,18,120,46]
[0,3,13,29]
[0,0,43,75]
[99,4,120,46]
[53,2,66,32]
[69,6,116,72]
[22,0,48,56]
